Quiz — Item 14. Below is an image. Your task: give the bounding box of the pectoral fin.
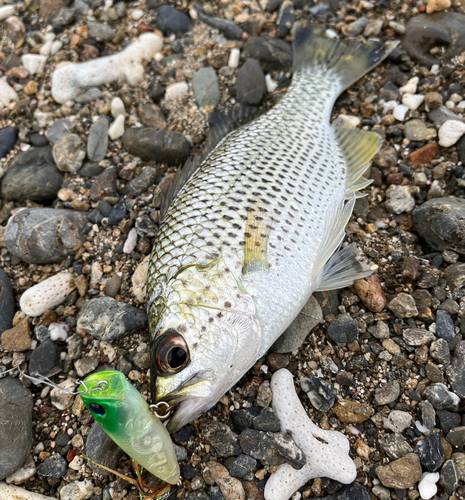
[242,212,270,275]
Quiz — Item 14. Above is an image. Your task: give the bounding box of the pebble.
[384,410,412,433]
[1,318,31,352]
[123,228,138,254]
[388,293,418,318]
[37,454,67,480]
[1,147,63,202]
[0,378,33,481]
[85,422,124,476]
[342,17,369,37]
[393,104,409,122]
[447,341,465,398]
[228,48,240,68]
[333,400,374,424]
[404,119,436,142]
[375,380,400,405]
[402,93,424,110]
[229,455,257,478]
[446,426,465,448]
[253,407,281,432]
[21,54,46,75]
[440,459,459,494]
[20,273,75,317]
[443,263,465,290]
[155,5,192,35]
[52,34,163,103]
[385,185,415,214]
[48,322,69,342]
[46,119,76,144]
[424,383,459,410]
[236,59,266,106]
[0,484,56,499]
[0,5,15,20]
[418,472,440,499]
[426,0,451,13]
[0,270,15,335]
[77,296,147,341]
[415,433,445,472]
[90,167,118,201]
[438,119,465,147]
[53,133,86,173]
[435,310,455,341]
[375,453,422,489]
[207,461,245,500]
[400,77,419,95]
[300,376,337,412]
[138,103,167,129]
[111,97,125,118]
[60,479,93,500]
[327,313,359,344]
[380,433,413,460]
[105,274,121,298]
[408,143,441,167]
[50,378,75,410]
[420,401,436,432]
[5,454,36,485]
[403,328,435,346]
[271,296,322,353]
[0,126,18,159]
[28,339,61,376]
[108,115,125,140]
[87,118,109,163]
[0,78,18,108]
[353,275,385,313]
[265,369,356,500]
[196,5,243,40]
[122,127,190,165]
[243,36,292,72]
[88,22,116,42]
[201,420,241,457]
[192,68,220,108]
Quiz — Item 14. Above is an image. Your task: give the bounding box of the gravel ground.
[1,0,465,499]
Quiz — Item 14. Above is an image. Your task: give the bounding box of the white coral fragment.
[265,369,356,500]
[51,33,163,104]
[20,273,76,317]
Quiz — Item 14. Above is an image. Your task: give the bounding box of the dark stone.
[181,464,196,480]
[88,208,103,225]
[55,433,71,446]
[413,197,465,255]
[155,5,192,36]
[243,36,292,72]
[86,422,124,476]
[108,204,127,226]
[276,1,293,38]
[208,486,224,500]
[90,167,118,201]
[0,126,18,159]
[236,59,266,106]
[29,339,61,376]
[231,407,262,431]
[46,119,76,144]
[380,81,401,101]
[121,167,158,196]
[122,128,190,166]
[1,147,63,202]
[447,341,465,398]
[229,454,257,478]
[403,13,465,66]
[79,162,105,177]
[253,407,281,432]
[138,103,167,129]
[314,290,341,316]
[196,4,243,39]
[446,426,465,448]
[175,425,195,444]
[319,482,370,500]
[336,370,354,386]
[0,270,15,334]
[4,208,88,264]
[414,433,445,472]
[0,377,33,481]
[28,131,50,147]
[436,310,455,341]
[77,297,148,341]
[266,353,289,371]
[199,419,241,457]
[300,376,337,412]
[239,429,305,469]
[87,118,109,163]
[444,263,465,291]
[437,410,461,435]
[97,200,113,217]
[440,459,460,494]
[327,313,359,344]
[380,433,413,461]
[148,76,165,103]
[186,492,210,500]
[37,454,67,479]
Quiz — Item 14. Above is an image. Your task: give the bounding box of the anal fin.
[332,117,381,199]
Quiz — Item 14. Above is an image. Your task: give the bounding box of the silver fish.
[147,26,394,432]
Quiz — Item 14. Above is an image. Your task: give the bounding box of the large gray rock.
[413,197,465,255]
[271,296,322,353]
[243,36,292,72]
[0,377,33,480]
[77,296,147,341]
[1,147,63,202]
[5,208,88,264]
[0,269,15,334]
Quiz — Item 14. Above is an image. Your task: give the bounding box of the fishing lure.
[78,370,180,485]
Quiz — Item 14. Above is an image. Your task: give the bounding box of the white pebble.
[48,322,70,342]
[456,101,465,109]
[131,8,144,20]
[44,33,56,42]
[0,77,18,108]
[438,119,465,147]
[265,369,356,500]
[0,5,16,21]
[338,114,361,128]
[418,472,440,500]
[51,379,76,410]
[265,74,278,93]
[5,455,36,485]
[228,48,240,68]
[164,81,189,101]
[383,100,398,114]
[60,479,93,500]
[20,273,76,317]
[445,100,455,109]
[90,261,103,285]
[21,54,47,75]
[325,28,338,38]
[399,76,419,94]
[430,64,440,75]
[111,96,125,118]
[0,482,55,499]
[402,93,424,110]
[393,104,409,121]
[189,7,198,19]
[39,41,53,57]
[132,255,149,303]
[108,114,125,140]
[51,41,63,56]
[415,420,431,435]
[52,34,163,104]
[123,228,138,254]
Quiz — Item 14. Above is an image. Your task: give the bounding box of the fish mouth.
[166,396,213,433]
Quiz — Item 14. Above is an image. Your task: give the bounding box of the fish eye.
[89,403,106,416]
[154,330,190,376]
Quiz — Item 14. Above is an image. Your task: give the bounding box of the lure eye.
[154,330,190,375]
[89,403,106,416]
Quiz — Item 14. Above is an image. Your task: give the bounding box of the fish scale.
[147,26,393,432]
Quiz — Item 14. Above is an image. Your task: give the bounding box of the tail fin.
[292,24,398,92]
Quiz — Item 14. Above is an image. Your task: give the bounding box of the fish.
[147,25,395,432]
[78,370,180,484]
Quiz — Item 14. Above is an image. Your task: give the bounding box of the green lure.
[78,370,180,485]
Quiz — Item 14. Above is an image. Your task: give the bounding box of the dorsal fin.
[332,117,381,199]
[160,105,261,221]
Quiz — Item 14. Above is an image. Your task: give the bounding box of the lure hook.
[149,401,173,419]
